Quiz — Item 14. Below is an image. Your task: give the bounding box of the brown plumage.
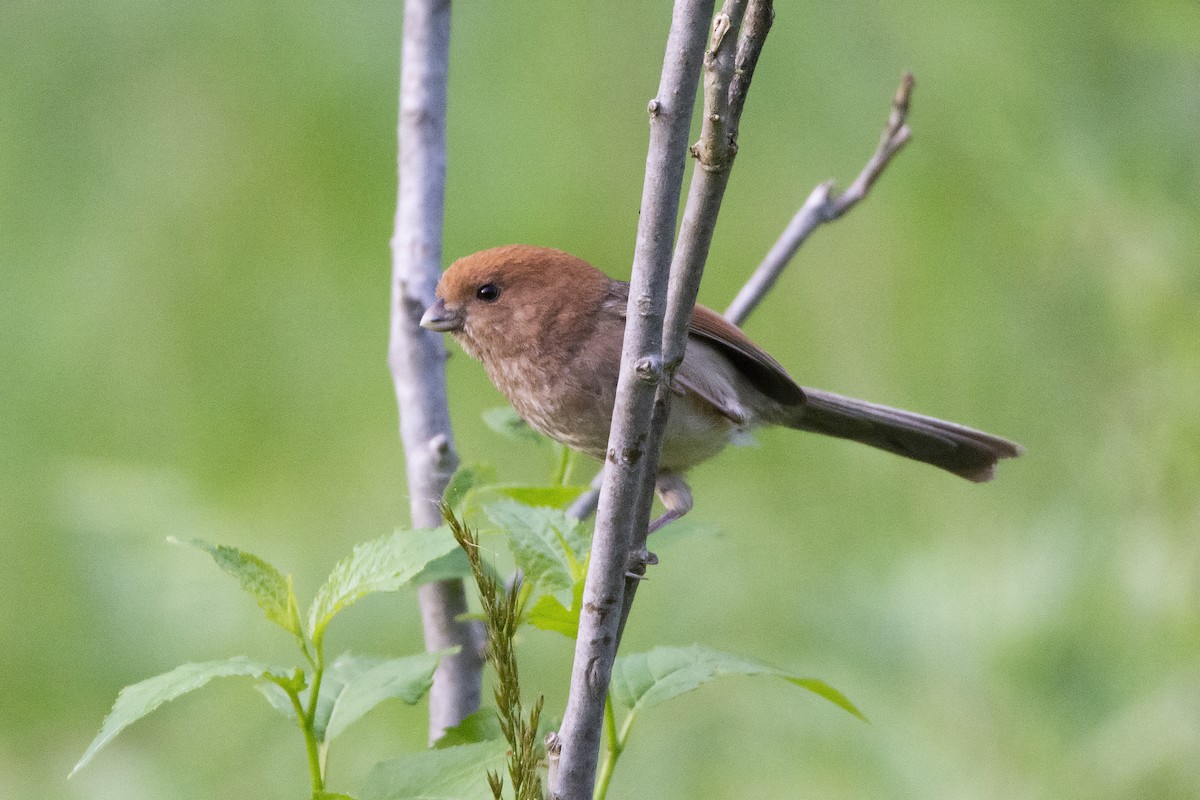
[421,245,1022,530]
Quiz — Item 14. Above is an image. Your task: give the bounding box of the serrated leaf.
[254,651,447,742]
[174,538,302,638]
[483,500,588,593]
[72,657,285,775]
[481,406,545,444]
[359,741,509,800]
[443,465,498,514]
[324,650,446,741]
[467,485,592,512]
[308,528,460,646]
[432,708,504,749]
[410,548,472,586]
[526,571,585,639]
[609,645,865,721]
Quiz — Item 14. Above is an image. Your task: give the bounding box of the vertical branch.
[725,0,774,146]
[563,0,775,529]
[616,0,766,643]
[551,1,715,797]
[388,0,484,744]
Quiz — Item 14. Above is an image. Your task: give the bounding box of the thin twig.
[551,2,715,798]
[724,71,914,326]
[389,0,485,744]
[726,0,774,150]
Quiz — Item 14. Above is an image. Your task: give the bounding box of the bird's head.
[420,244,612,361]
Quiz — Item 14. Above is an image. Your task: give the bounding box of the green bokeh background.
[3,1,1198,798]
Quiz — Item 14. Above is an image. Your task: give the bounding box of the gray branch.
[616,0,765,643]
[550,1,715,797]
[555,12,908,798]
[388,0,484,745]
[724,72,914,326]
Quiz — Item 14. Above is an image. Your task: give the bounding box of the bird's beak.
[420,297,464,332]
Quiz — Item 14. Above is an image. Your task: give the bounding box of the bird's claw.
[624,548,658,580]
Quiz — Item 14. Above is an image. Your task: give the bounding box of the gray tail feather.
[788,387,1024,482]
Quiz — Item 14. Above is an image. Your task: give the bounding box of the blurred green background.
[3,1,1198,797]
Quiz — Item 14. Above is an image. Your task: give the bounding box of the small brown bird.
[421,245,1022,530]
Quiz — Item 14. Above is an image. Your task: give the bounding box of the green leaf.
[307,528,460,646]
[526,570,585,639]
[432,708,504,749]
[481,406,545,444]
[482,499,588,593]
[443,464,498,514]
[314,793,357,800]
[172,538,302,638]
[255,651,446,741]
[72,657,285,776]
[468,484,592,512]
[608,645,865,721]
[410,548,473,586]
[324,651,446,741]
[359,741,509,800]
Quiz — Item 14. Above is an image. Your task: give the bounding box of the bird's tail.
[787,387,1023,482]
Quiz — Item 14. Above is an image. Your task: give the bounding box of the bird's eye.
[476,283,501,302]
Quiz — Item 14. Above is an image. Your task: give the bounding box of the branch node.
[606,442,644,466]
[709,13,731,52]
[585,658,605,693]
[634,356,662,383]
[647,98,662,116]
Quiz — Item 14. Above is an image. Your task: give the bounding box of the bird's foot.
[624,548,659,581]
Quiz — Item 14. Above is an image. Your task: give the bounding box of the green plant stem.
[617,708,638,754]
[594,700,640,800]
[288,687,325,793]
[299,638,318,672]
[593,696,621,800]
[550,445,576,486]
[305,642,326,727]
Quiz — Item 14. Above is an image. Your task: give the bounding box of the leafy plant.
[72,529,467,798]
[597,645,865,798]
[425,460,866,800]
[72,440,863,799]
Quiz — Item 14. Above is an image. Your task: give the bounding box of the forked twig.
[568,70,915,523]
[724,72,915,326]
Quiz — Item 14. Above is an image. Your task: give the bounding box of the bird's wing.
[603,280,805,409]
[686,304,806,407]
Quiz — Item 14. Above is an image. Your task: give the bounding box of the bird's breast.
[483,348,619,460]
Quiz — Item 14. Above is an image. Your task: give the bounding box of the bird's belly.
[496,361,740,471]
[658,392,737,472]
